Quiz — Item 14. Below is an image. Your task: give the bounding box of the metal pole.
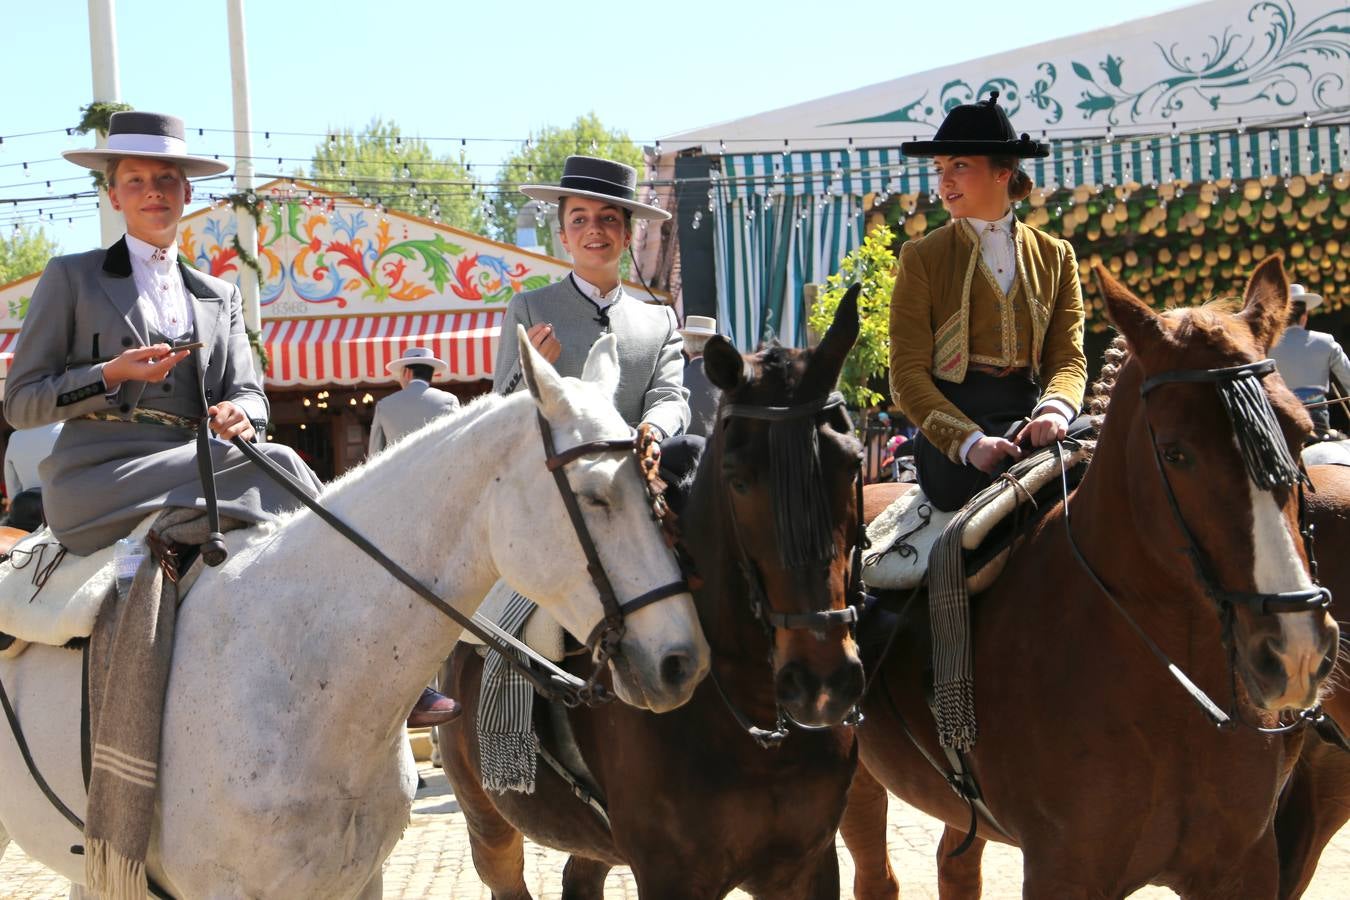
[87,0,122,247]
[226,0,260,337]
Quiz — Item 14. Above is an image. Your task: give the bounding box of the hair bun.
[1008,168,1034,202]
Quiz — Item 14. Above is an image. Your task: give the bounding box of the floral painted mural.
[177,181,567,318]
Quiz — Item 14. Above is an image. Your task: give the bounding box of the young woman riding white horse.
[0,331,709,899]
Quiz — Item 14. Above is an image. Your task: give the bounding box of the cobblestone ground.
[3,763,1347,898]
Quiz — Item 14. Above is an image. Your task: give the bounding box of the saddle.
[863,441,1094,593]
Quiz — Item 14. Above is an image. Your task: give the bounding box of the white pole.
[226,0,260,336]
[87,0,122,248]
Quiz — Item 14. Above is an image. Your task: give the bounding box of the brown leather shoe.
[407,687,461,728]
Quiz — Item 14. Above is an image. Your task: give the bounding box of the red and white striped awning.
[262,310,503,387]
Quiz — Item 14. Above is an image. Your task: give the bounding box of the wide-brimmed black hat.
[520,155,670,221]
[63,111,230,177]
[900,91,1049,159]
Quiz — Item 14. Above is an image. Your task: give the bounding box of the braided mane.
[1086,333,1131,418]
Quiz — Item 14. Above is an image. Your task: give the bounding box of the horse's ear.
[703,335,751,392]
[1241,255,1290,352]
[581,333,621,402]
[810,283,861,386]
[1096,265,1166,356]
[517,325,567,416]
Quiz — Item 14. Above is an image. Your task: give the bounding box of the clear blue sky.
[1,0,1190,255]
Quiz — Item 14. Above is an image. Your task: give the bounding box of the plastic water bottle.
[113,536,145,600]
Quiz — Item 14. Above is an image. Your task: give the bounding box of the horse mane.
[1085,297,1247,419]
[1086,333,1131,417]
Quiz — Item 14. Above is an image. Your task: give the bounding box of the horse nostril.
[775,662,817,706]
[1315,647,1337,683]
[1254,636,1287,684]
[659,651,694,689]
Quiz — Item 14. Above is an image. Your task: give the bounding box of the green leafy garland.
[76,101,133,190]
[224,191,265,288]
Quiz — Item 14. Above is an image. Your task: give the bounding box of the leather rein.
[706,390,869,747]
[1057,357,1347,746]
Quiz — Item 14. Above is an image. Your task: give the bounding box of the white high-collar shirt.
[125,233,194,341]
[965,209,1017,295]
[571,272,626,309]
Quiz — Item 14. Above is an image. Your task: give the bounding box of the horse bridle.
[534,410,690,703]
[228,406,689,709]
[1059,357,1339,739]
[707,390,869,747]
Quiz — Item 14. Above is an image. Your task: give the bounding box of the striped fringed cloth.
[477,587,542,794]
[84,508,244,900]
[927,506,980,753]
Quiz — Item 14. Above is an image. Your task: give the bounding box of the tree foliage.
[0,225,60,285]
[808,225,897,408]
[309,119,483,232]
[488,113,645,256]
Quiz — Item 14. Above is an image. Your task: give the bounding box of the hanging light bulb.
[401,163,411,180]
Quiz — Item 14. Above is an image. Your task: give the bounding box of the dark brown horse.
[439,291,866,899]
[841,257,1340,898]
[1271,462,1350,898]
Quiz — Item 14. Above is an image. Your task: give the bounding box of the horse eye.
[1161,445,1188,466]
[727,475,751,495]
[582,494,610,509]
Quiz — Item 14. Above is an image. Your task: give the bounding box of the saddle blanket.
[863,442,1093,592]
[457,578,566,662]
[0,514,250,657]
[0,517,154,651]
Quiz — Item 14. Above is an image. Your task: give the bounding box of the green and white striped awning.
[709,122,1349,352]
[715,123,1350,200]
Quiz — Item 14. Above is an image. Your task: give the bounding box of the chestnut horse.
[841,257,1340,898]
[439,290,867,899]
[1271,462,1350,898]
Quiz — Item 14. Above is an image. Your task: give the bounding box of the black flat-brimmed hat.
[63,111,230,177]
[900,91,1049,159]
[520,155,671,221]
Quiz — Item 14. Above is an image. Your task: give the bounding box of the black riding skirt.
[913,372,1039,512]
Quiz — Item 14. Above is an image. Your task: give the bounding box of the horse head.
[491,327,710,713]
[1095,257,1338,712]
[700,285,866,728]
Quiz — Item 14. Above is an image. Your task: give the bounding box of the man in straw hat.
[679,314,720,439]
[890,91,1087,511]
[368,346,460,456]
[1270,283,1350,436]
[367,345,463,727]
[4,111,323,555]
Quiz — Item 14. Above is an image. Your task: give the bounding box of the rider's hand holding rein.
[1015,409,1069,448]
[967,435,1021,474]
[207,402,256,441]
[101,344,191,389]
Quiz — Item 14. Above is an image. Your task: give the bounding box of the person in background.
[367,347,460,457]
[889,91,1087,511]
[679,315,720,440]
[1269,283,1349,437]
[366,345,462,728]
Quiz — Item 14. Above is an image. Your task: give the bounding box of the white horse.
[0,329,710,898]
